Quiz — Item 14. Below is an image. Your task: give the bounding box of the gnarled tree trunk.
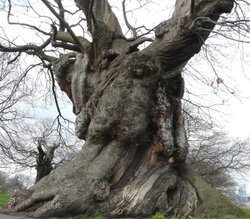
[4,0,243,218]
[35,139,58,183]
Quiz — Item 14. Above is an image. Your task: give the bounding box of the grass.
[240,208,250,219]
[49,210,250,219]
[151,209,250,219]
[0,193,11,207]
[50,216,104,219]
[50,211,250,219]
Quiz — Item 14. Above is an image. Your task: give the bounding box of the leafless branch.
[48,66,62,118]
[54,0,65,31]
[122,0,137,38]
[41,0,85,53]
[0,38,56,62]
[7,0,50,36]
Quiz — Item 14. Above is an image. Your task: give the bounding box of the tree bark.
[4,0,243,218]
[35,140,57,183]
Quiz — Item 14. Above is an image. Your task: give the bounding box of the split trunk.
[4,0,243,218]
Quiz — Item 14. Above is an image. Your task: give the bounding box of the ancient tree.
[35,138,58,183]
[1,0,248,218]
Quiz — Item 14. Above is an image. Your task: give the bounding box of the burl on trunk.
[4,0,243,218]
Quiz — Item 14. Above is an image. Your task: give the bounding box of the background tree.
[0,117,82,184]
[0,171,25,193]
[0,172,9,193]
[0,52,31,163]
[184,103,250,196]
[7,175,26,193]
[0,0,249,218]
[0,49,81,179]
[35,137,58,183]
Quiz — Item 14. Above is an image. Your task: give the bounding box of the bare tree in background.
[0,52,31,159]
[0,117,81,180]
[0,171,26,193]
[184,103,250,195]
[0,0,250,218]
[0,51,80,174]
[35,138,58,183]
[0,171,9,193]
[33,121,82,183]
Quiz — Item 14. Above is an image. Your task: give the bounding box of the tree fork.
[3,0,244,218]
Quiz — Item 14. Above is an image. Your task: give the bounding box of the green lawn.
[50,209,250,219]
[240,208,250,219]
[0,193,11,207]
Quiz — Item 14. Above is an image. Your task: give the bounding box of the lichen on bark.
[3,0,243,218]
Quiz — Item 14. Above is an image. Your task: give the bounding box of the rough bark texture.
[4,0,244,218]
[35,139,57,183]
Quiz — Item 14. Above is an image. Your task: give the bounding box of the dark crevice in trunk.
[3,0,242,218]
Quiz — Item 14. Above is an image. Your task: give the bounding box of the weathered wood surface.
[3,0,241,218]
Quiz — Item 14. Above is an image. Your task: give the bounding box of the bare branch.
[7,0,50,36]
[50,23,90,52]
[122,0,137,38]
[48,66,63,118]
[0,38,56,62]
[54,0,65,31]
[41,0,86,53]
[144,0,234,74]
[75,0,124,38]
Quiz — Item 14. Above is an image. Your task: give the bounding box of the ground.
[1,194,250,219]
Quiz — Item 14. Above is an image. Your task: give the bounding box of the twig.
[7,52,21,64]
[7,0,50,36]
[122,0,137,37]
[48,66,63,118]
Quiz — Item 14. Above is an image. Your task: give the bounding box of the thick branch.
[54,0,65,31]
[0,39,56,62]
[75,0,124,41]
[41,0,86,53]
[51,23,90,52]
[143,0,234,73]
[55,31,90,50]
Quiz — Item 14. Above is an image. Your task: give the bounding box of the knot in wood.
[124,52,160,78]
[75,107,90,140]
[90,179,110,201]
[54,53,76,79]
